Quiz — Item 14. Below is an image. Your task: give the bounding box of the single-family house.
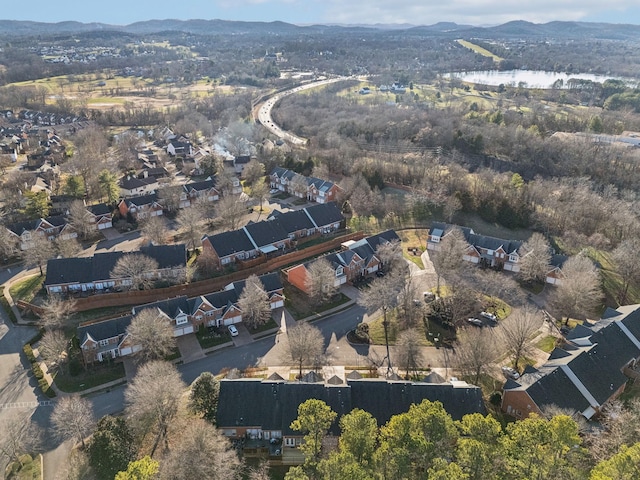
[181,177,220,208]
[216,377,485,454]
[7,216,77,250]
[287,230,399,294]
[44,244,187,294]
[166,139,193,157]
[269,166,296,192]
[427,222,524,273]
[546,254,568,285]
[118,193,164,221]
[77,315,134,364]
[119,175,159,198]
[306,177,341,204]
[132,296,193,337]
[86,203,113,231]
[502,304,640,420]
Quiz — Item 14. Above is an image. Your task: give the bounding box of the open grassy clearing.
[456,39,504,62]
[536,335,558,353]
[54,361,125,393]
[9,275,45,302]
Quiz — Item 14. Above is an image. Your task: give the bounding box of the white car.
[228,325,239,337]
[501,366,520,380]
[467,318,484,327]
[480,311,497,322]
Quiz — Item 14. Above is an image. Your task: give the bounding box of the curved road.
[257,76,350,145]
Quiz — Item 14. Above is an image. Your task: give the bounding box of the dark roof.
[271,209,315,233]
[184,178,217,192]
[231,272,283,296]
[45,245,186,287]
[123,193,160,207]
[620,306,640,342]
[525,367,591,414]
[234,155,251,164]
[7,219,38,236]
[133,296,190,319]
[365,229,401,250]
[550,254,569,268]
[569,323,639,405]
[120,176,158,190]
[216,379,485,435]
[87,203,112,216]
[140,244,187,269]
[77,315,132,344]
[204,229,255,258]
[303,202,344,228]
[243,221,289,249]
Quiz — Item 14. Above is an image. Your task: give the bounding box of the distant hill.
[0,18,639,40]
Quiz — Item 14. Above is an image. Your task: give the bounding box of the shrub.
[489,392,502,406]
[354,322,371,343]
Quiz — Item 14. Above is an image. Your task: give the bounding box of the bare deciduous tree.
[287,322,325,380]
[40,295,76,331]
[549,255,602,324]
[517,233,552,284]
[396,328,424,378]
[159,420,240,480]
[611,239,640,304]
[140,216,169,245]
[431,227,469,295]
[289,173,309,198]
[176,205,204,250]
[68,200,94,239]
[358,271,405,375]
[22,234,55,276]
[125,361,186,458]
[455,327,498,385]
[587,399,640,461]
[111,254,160,290]
[305,258,339,306]
[0,413,41,466]
[51,396,95,449]
[237,275,271,330]
[250,179,270,216]
[126,309,176,363]
[242,159,265,186]
[0,226,19,260]
[215,195,247,232]
[157,185,184,213]
[54,237,83,259]
[38,330,70,374]
[500,307,543,371]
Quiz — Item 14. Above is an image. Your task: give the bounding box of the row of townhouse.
[44,244,187,294]
[502,304,640,420]
[427,222,567,284]
[216,376,485,457]
[286,230,400,293]
[5,203,113,251]
[77,272,283,364]
[201,202,345,270]
[269,167,342,204]
[118,176,240,221]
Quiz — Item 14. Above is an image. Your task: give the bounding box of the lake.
[446,70,635,89]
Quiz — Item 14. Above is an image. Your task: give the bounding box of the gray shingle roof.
[77,315,132,345]
[204,229,256,259]
[303,202,344,228]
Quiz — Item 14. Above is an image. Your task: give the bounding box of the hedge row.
[0,286,17,324]
[23,343,56,398]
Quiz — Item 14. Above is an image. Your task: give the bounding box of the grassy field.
[397,229,428,269]
[9,275,45,302]
[54,361,125,393]
[284,285,351,320]
[536,335,558,353]
[456,39,504,63]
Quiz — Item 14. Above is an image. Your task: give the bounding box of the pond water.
[447,70,635,89]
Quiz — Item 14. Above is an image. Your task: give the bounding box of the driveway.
[176,333,205,363]
[230,323,253,347]
[99,227,122,241]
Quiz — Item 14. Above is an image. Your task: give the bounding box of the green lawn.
[536,335,558,353]
[284,286,351,320]
[196,326,232,349]
[54,362,125,393]
[456,39,505,62]
[249,318,279,334]
[9,275,45,302]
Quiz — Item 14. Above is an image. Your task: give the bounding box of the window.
[99,339,109,347]
[509,254,518,263]
[285,438,295,447]
[221,257,231,265]
[176,316,188,325]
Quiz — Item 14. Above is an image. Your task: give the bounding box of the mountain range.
[2,19,639,40]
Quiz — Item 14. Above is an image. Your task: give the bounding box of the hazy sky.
[6,0,640,26]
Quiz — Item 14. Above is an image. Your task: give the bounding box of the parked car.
[423,291,436,303]
[467,317,484,327]
[228,325,239,337]
[480,311,497,322]
[501,366,520,380]
[375,270,385,277]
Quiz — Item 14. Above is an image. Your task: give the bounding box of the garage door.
[223,315,241,326]
[174,325,194,336]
